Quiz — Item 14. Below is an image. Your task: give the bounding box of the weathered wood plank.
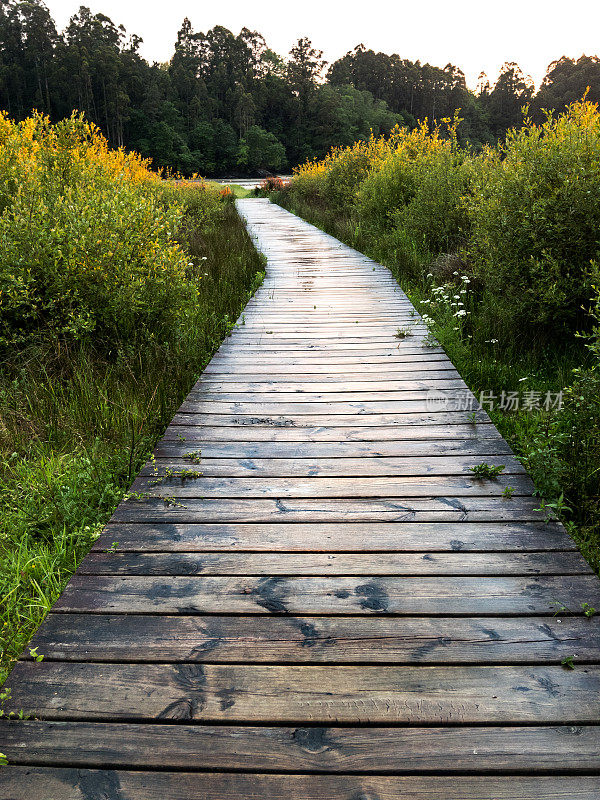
[204,361,458,375]
[187,386,471,400]
[26,614,600,663]
[154,438,513,458]
[177,399,482,415]
[110,496,561,524]
[5,662,600,722]
[129,474,535,498]
[4,769,600,800]
[159,423,504,442]
[94,521,574,552]
[51,574,599,615]
[171,411,493,427]
[139,454,523,478]
[3,721,600,771]
[196,376,463,390]
[78,551,591,576]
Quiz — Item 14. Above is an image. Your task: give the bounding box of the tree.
[287,38,326,106]
[483,62,533,137]
[535,56,600,114]
[237,125,286,173]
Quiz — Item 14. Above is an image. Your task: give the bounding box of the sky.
[44,0,600,90]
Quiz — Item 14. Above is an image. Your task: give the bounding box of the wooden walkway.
[1,198,600,798]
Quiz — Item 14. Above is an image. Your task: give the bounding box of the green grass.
[226,184,254,199]
[208,181,254,199]
[0,198,265,683]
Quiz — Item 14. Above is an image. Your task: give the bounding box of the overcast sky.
[44,0,600,89]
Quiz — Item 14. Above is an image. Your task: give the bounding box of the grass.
[273,191,599,572]
[0,197,265,683]
[224,183,255,199]
[208,181,254,199]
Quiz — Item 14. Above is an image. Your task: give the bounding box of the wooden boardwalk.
[1,198,600,798]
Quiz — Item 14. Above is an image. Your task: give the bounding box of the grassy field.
[0,116,265,682]
[271,102,600,573]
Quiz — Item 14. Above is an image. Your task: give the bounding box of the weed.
[395,327,413,339]
[582,602,597,618]
[469,463,505,479]
[0,687,29,720]
[552,600,571,617]
[28,648,43,662]
[422,333,440,348]
[561,655,576,669]
[535,495,572,523]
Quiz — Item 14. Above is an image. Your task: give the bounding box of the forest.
[3,0,600,174]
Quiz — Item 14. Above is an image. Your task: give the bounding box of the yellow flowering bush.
[291,130,394,210]
[467,100,600,344]
[0,112,213,349]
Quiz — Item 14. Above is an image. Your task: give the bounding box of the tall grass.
[272,100,600,571]
[0,115,265,681]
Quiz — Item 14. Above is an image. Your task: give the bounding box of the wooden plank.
[154,438,513,458]
[110,496,561,524]
[176,399,483,415]
[216,335,426,344]
[78,551,591,576]
[129,474,535,498]
[139,454,523,478]
[51,574,600,615]
[204,362,457,375]
[171,411,492,426]
[211,340,445,349]
[94,521,574,552]
[206,355,453,365]
[196,376,463,389]
[4,769,600,800]
[27,614,600,663]
[197,372,462,385]
[187,386,471,400]
[4,721,600,772]
[5,662,600,722]
[233,325,427,334]
[159,424,504,442]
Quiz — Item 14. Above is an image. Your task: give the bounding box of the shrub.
[467,100,600,346]
[0,113,267,679]
[0,112,228,351]
[522,279,600,566]
[357,117,472,258]
[258,176,288,193]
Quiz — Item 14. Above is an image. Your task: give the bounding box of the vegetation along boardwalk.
[1,198,600,799]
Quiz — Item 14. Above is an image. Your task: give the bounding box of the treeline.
[2,1,600,174]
